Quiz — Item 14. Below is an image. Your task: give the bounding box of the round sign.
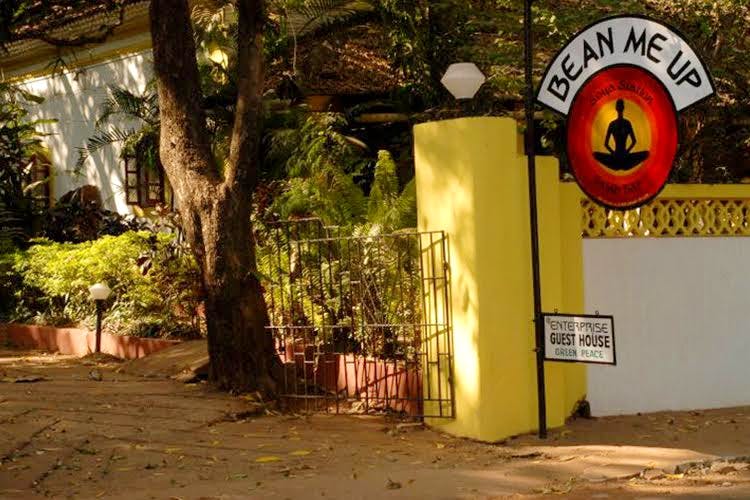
[566,65,679,209]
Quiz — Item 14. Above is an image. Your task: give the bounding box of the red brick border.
[0,323,179,360]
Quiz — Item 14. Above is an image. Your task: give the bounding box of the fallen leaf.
[255,456,282,463]
[510,452,543,459]
[11,376,46,383]
[386,478,402,490]
[289,450,311,456]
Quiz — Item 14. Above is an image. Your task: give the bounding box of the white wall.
[19,51,153,214]
[584,237,750,416]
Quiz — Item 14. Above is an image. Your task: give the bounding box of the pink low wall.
[0,323,179,360]
[322,354,422,415]
[282,346,422,415]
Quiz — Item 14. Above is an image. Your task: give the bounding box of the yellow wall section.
[659,184,750,199]
[414,117,586,442]
[583,184,750,238]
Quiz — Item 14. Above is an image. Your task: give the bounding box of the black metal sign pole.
[524,0,547,439]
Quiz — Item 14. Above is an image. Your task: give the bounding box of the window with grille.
[125,156,169,208]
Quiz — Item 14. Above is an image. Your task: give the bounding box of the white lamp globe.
[440,63,486,100]
[89,283,112,301]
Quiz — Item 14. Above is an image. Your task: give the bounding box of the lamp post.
[522,0,547,439]
[88,283,111,354]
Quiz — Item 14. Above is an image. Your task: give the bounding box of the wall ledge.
[0,323,179,360]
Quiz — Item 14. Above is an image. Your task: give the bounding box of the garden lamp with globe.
[88,283,111,353]
[440,62,486,100]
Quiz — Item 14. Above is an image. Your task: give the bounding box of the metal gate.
[259,219,453,418]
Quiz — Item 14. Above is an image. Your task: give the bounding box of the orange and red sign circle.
[566,66,678,209]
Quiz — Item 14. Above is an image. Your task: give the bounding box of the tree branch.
[225,0,265,191]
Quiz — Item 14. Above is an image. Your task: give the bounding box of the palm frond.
[289,0,375,37]
[96,86,158,127]
[75,127,136,172]
[21,178,49,195]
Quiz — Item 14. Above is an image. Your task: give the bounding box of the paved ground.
[2,349,750,499]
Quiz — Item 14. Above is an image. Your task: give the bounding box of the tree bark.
[150,0,281,394]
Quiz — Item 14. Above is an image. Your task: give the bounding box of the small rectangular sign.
[543,313,616,365]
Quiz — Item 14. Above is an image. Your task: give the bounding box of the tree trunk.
[150,0,281,394]
[196,190,281,393]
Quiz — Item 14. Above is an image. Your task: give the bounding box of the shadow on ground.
[1,348,750,499]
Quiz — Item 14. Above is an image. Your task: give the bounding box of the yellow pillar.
[414,117,586,441]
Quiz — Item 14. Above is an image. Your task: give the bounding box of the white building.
[3,2,401,217]
[3,1,159,215]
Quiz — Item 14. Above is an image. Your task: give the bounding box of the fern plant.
[257,109,419,359]
[367,150,416,230]
[263,111,415,230]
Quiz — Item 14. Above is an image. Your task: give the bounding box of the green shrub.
[1,231,203,338]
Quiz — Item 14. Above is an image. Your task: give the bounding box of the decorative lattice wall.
[582,198,750,238]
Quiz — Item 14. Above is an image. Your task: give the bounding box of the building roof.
[7,1,137,36]
[5,1,146,49]
[1,1,150,78]
[3,1,400,97]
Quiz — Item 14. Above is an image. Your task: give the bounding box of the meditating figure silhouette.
[593,99,650,171]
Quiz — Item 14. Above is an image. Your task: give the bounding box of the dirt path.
[2,349,750,499]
